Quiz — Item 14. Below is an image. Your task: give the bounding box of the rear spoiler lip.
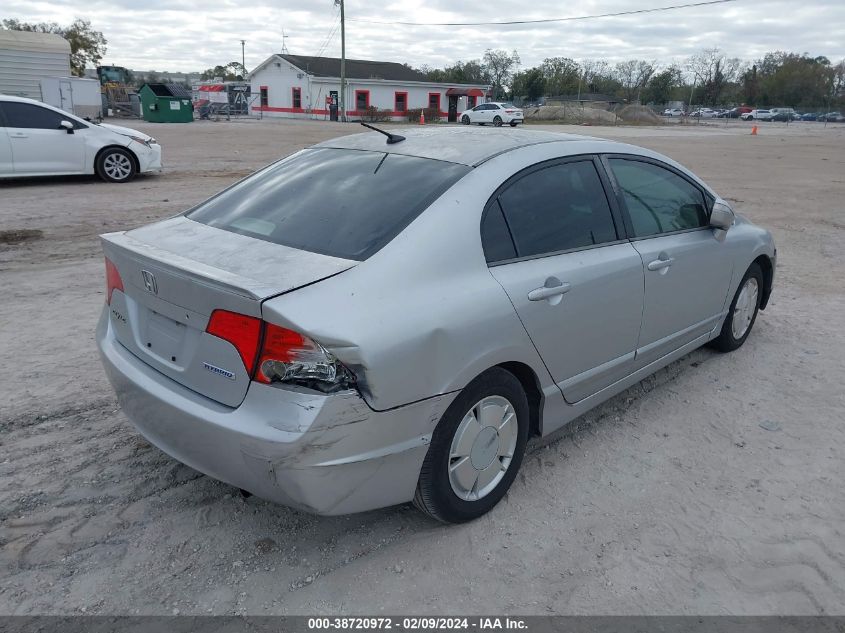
[101,231,282,300]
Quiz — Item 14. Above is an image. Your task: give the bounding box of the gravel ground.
[1,118,844,615]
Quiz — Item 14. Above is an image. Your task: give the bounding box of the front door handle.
[647,257,674,271]
[9,132,28,138]
[528,278,571,302]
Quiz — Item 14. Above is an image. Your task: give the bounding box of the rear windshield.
[187,148,470,260]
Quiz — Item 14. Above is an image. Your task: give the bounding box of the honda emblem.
[141,270,158,295]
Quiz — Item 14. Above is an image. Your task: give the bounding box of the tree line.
[418,48,845,109]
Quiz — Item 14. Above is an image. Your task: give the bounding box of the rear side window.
[609,159,708,237]
[187,148,470,261]
[481,201,517,263]
[0,102,81,129]
[495,160,618,259]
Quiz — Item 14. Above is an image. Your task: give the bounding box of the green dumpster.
[138,83,193,123]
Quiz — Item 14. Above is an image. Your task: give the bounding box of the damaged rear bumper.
[97,310,455,515]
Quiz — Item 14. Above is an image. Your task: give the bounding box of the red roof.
[198,84,226,92]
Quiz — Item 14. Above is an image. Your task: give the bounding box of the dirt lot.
[1,118,844,615]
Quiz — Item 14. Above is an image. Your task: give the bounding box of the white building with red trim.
[248,54,489,122]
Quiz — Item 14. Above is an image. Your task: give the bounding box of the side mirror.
[710,200,735,231]
[59,120,74,134]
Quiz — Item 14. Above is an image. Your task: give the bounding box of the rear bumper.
[96,308,454,515]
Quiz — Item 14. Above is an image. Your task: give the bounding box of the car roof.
[312,127,602,167]
[0,94,42,103]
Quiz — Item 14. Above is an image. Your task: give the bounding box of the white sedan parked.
[0,95,161,182]
[460,102,524,127]
[741,109,775,121]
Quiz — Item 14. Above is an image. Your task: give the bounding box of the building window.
[394,91,408,113]
[467,95,477,108]
[428,93,441,113]
[292,87,301,109]
[260,86,268,107]
[355,90,370,112]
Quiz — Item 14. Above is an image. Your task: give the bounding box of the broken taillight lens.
[205,311,353,391]
[105,257,124,304]
[255,323,349,387]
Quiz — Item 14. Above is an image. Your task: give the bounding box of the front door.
[448,96,458,122]
[60,80,74,113]
[606,157,734,366]
[0,101,86,175]
[483,157,644,405]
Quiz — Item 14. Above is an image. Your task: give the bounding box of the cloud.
[3,0,843,71]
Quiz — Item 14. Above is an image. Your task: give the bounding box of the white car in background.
[663,108,685,117]
[0,95,161,182]
[460,102,524,127]
[741,109,775,121]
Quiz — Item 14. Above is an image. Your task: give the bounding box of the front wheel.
[710,263,763,352]
[96,147,137,183]
[493,116,503,127]
[461,115,470,125]
[414,368,529,523]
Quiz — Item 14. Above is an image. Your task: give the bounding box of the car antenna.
[359,121,405,144]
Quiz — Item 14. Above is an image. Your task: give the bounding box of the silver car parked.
[97,127,776,523]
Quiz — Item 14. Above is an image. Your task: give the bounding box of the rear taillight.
[206,310,262,373]
[105,257,124,304]
[205,311,353,391]
[255,323,342,385]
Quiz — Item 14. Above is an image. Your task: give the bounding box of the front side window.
[495,160,618,259]
[608,158,708,238]
[187,148,470,261]
[0,102,80,129]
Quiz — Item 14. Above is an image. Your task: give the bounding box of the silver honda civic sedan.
[97,127,775,523]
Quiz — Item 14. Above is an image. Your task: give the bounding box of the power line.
[313,6,341,57]
[348,0,740,26]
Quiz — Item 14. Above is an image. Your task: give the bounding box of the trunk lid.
[102,216,355,407]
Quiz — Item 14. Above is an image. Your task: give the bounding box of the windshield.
[187,148,471,261]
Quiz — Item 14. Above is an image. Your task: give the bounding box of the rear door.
[485,156,645,403]
[605,156,734,367]
[0,101,86,174]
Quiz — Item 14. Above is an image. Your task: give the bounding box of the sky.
[3,0,844,73]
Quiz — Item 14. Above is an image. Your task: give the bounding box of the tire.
[509,121,518,127]
[493,116,503,127]
[461,115,470,125]
[414,367,529,523]
[746,116,754,121]
[710,263,763,353]
[96,147,137,183]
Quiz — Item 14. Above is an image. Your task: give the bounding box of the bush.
[361,106,392,122]
[407,107,441,123]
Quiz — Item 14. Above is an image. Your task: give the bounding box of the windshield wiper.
[359,121,405,145]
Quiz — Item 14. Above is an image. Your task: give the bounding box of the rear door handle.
[9,132,28,138]
[528,280,571,301]
[647,257,674,271]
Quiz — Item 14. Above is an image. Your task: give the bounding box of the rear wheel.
[461,115,470,125]
[509,120,518,127]
[96,147,137,183]
[493,116,503,127]
[710,263,763,352]
[414,368,529,523]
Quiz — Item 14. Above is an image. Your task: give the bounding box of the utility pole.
[338,0,346,121]
[241,40,246,73]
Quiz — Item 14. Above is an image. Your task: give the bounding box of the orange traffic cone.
[419,110,425,125]
[751,125,758,135]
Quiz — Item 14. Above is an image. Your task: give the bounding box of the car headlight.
[129,135,153,147]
